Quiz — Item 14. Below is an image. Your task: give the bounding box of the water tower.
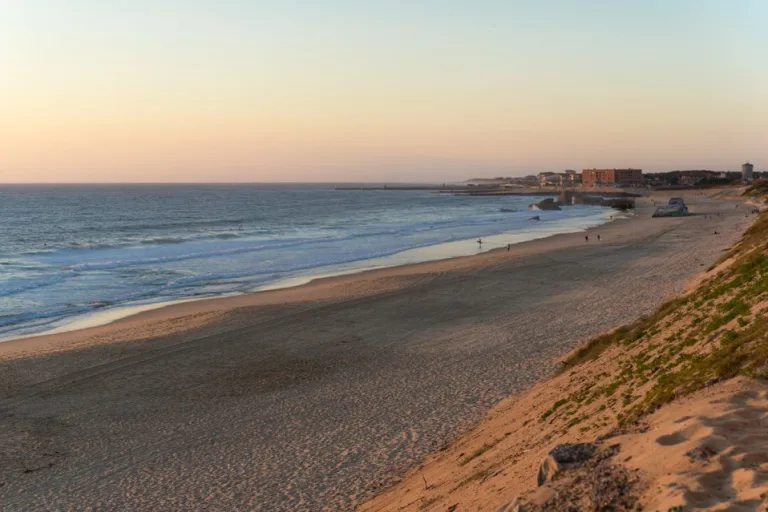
[742,162,754,183]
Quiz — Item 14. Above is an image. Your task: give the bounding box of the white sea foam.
[0,185,615,340]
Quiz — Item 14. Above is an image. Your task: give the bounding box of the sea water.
[0,184,612,339]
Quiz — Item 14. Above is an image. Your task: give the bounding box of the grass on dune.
[557,203,768,429]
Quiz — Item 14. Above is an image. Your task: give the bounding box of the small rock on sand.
[537,443,596,486]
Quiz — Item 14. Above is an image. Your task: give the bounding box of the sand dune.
[618,377,768,510]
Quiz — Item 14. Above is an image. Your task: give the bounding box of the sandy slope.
[0,190,753,511]
[362,375,768,512]
[617,377,768,510]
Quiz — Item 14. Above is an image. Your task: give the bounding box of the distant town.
[467,163,760,189]
[334,164,762,195]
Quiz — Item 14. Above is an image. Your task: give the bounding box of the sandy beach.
[0,190,754,511]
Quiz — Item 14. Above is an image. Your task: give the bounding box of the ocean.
[0,184,613,339]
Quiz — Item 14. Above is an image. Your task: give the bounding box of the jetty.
[333,185,466,191]
[334,184,638,209]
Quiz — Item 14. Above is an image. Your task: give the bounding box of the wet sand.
[0,191,754,511]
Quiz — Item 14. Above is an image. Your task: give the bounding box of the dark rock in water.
[537,443,596,486]
[529,215,540,221]
[601,197,636,211]
[528,198,561,211]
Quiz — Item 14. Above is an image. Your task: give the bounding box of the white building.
[742,162,754,183]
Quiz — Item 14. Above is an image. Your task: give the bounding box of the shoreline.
[0,206,616,350]
[0,189,754,511]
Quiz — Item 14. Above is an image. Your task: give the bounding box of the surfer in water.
[477,238,483,247]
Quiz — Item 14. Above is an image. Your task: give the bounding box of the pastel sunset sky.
[1,1,766,183]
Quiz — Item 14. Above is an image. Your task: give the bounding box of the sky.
[1,1,766,183]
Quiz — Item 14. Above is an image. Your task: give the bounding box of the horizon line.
[0,181,486,187]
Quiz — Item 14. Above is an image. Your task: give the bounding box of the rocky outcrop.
[502,444,638,511]
[536,443,596,486]
[528,198,561,211]
[496,498,525,512]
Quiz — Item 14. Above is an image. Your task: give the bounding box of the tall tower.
[742,162,754,183]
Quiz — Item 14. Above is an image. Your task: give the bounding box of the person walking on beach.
[585,235,589,242]
[597,234,601,241]
[506,243,511,252]
[477,238,483,247]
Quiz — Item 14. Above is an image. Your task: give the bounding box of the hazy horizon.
[2,1,766,183]
[0,170,755,186]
